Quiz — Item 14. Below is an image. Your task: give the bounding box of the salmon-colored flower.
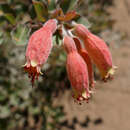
[74,24,116,81]
[24,19,57,86]
[63,35,90,103]
[73,37,95,88]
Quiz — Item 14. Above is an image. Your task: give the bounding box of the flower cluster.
[24,19,116,103]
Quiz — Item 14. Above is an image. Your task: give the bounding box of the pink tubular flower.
[73,37,95,88]
[24,19,57,86]
[74,24,116,81]
[63,35,90,103]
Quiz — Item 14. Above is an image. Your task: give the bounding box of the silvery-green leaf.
[4,13,16,25]
[0,106,10,118]
[33,0,48,22]
[77,17,91,28]
[11,24,31,45]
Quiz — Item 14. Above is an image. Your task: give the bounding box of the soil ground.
[54,0,130,130]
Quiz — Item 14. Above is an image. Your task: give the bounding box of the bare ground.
[54,0,130,130]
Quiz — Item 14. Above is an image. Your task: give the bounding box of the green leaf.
[55,34,62,46]
[11,24,31,45]
[33,0,48,22]
[4,13,16,25]
[68,0,78,10]
[76,16,91,28]
[0,31,4,45]
[48,0,56,11]
[0,87,7,101]
[0,38,4,45]
[0,30,9,45]
[60,0,77,13]
[0,106,10,118]
[28,106,40,115]
[9,95,19,106]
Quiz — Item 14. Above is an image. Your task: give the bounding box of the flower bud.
[74,24,116,81]
[63,35,90,103]
[24,19,57,86]
[73,37,95,88]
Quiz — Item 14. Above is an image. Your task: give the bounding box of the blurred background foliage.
[0,0,113,129]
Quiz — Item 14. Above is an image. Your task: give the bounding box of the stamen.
[24,65,40,87]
